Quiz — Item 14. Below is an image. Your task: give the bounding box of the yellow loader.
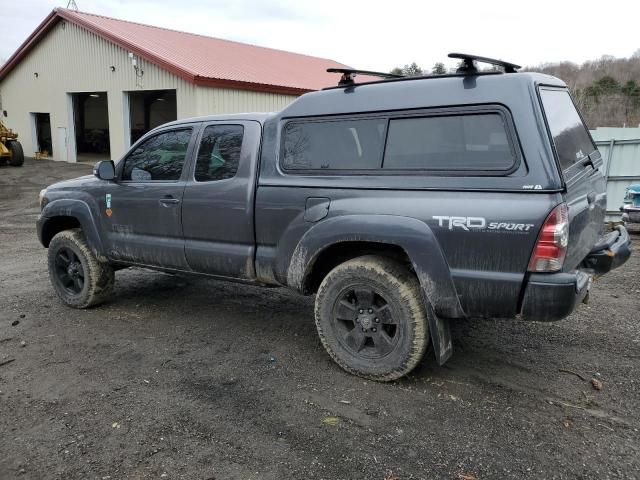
[0,119,24,166]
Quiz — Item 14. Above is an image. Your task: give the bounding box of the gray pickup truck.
[37,54,631,381]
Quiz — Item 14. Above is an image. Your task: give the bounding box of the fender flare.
[287,215,465,319]
[39,199,106,258]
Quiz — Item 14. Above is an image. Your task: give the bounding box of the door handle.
[159,196,180,205]
[587,192,596,204]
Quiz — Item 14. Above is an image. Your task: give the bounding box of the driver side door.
[104,125,199,269]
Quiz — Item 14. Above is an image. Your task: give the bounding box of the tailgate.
[539,87,606,270]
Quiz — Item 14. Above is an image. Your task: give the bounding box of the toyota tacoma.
[37,54,631,381]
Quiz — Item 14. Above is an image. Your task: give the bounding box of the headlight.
[39,189,47,210]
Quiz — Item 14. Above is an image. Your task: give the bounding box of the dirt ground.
[1,159,639,480]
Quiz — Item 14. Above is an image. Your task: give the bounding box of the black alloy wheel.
[314,255,429,381]
[331,286,399,359]
[53,247,86,295]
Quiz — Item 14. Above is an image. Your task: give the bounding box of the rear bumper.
[521,226,631,322]
[622,207,640,223]
[520,270,591,322]
[581,225,632,275]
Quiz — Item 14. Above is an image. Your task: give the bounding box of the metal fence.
[591,128,640,222]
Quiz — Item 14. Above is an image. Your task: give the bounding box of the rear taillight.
[528,203,569,272]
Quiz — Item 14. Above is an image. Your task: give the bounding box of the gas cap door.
[304,197,330,222]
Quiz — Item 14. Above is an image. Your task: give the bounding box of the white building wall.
[0,20,298,162]
[195,86,297,116]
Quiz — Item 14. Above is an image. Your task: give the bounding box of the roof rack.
[324,53,520,89]
[327,67,404,86]
[448,53,521,74]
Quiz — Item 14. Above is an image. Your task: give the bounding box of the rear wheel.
[48,229,114,308]
[314,255,429,381]
[6,140,24,166]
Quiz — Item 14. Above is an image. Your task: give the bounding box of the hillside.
[527,52,640,128]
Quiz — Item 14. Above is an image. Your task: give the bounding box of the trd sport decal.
[105,193,113,217]
[432,216,535,232]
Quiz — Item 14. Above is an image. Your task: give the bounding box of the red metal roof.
[0,8,363,95]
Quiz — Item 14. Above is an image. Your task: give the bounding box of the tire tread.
[48,229,114,308]
[314,255,428,382]
[7,140,24,167]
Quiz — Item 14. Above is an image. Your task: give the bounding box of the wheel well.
[41,216,81,247]
[303,241,412,294]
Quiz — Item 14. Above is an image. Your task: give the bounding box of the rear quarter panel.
[255,186,561,318]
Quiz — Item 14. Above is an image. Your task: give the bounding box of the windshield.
[540,88,596,172]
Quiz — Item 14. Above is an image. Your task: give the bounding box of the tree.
[621,80,640,122]
[622,80,640,107]
[431,62,446,75]
[403,62,423,76]
[390,62,424,77]
[585,76,620,103]
[595,75,620,94]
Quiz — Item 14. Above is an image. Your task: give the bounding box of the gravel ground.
[1,159,639,480]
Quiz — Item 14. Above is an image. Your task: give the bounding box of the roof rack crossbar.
[327,67,404,86]
[448,53,521,74]
[327,68,404,78]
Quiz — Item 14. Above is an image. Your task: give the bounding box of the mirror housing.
[94,160,115,181]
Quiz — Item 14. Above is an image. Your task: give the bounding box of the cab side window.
[122,129,192,181]
[195,125,244,182]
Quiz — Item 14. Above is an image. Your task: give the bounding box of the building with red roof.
[0,8,352,162]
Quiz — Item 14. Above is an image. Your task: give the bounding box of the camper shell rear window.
[539,88,597,172]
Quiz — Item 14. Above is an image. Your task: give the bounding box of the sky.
[3,0,639,72]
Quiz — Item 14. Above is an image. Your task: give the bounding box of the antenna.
[448,53,521,74]
[66,0,79,11]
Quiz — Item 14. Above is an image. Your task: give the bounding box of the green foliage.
[585,76,638,111]
[622,80,640,108]
[432,62,447,75]
[595,75,620,94]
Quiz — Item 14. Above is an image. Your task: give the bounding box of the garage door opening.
[128,89,177,144]
[72,92,110,162]
[32,112,53,158]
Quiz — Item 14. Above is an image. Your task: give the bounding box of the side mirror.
[94,160,115,181]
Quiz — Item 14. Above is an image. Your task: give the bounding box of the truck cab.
[39,114,266,279]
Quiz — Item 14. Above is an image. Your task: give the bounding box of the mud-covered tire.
[47,229,114,308]
[315,255,429,381]
[6,140,24,166]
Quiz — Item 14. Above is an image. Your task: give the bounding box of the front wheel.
[314,255,429,381]
[48,229,114,308]
[6,140,24,166]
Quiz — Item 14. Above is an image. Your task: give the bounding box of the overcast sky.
[3,0,639,71]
